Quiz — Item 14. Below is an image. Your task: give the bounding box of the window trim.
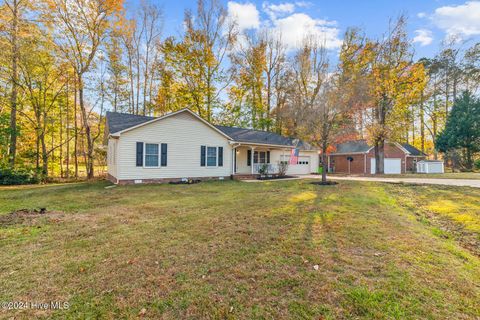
[206,146,218,167]
[254,151,268,164]
[143,142,160,168]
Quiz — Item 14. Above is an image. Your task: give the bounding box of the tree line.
[0,0,479,183]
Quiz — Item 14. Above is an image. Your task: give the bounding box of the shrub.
[278,161,289,177]
[258,163,269,175]
[475,159,480,170]
[0,165,39,185]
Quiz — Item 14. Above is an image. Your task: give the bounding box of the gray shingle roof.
[334,140,371,154]
[401,143,426,156]
[331,140,427,156]
[105,111,311,148]
[106,111,154,134]
[214,125,294,146]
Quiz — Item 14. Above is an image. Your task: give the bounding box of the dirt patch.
[257,175,297,180]
[310,181,338,186]
[0,208,64,227]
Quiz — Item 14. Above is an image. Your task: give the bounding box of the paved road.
[326,176,480,188]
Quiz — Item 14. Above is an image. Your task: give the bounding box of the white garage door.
[285,156,311,175]
[370,158,402,174]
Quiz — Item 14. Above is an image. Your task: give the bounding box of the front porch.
[231,144,292,177]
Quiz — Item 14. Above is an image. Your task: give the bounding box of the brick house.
[327,140,426,174]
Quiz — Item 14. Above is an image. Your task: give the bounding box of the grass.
[380,172,480,179]
[0,180,479,319]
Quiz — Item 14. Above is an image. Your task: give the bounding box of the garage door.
[285,156,311,175]
[370,158,402,174]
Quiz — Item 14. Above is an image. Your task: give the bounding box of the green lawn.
[0,180,479,319]
[382,172,480,179]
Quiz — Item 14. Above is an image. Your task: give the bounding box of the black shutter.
[267,151,270,164]
[218,147,223,167]
[161,143,167,166]
[200,146,206,166]
[136,142,143,166]
[247,149,251,166]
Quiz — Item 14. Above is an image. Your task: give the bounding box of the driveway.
[325,176,480,188]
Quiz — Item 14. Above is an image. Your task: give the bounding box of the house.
[327,140,426,174]
[105,108,319,184]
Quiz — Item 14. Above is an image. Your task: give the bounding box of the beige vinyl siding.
[116,112,232,180]
[234,148,319,175]
[275,150,319,175]
[107,138,118,178]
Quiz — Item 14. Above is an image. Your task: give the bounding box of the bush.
[278,161,289,177]
[475,159,480,170]
[0,166,39,185]
[258,163,269,175]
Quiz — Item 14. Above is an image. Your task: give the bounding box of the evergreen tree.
[436,91,480,170]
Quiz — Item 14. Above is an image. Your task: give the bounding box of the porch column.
[231,147,236,175]
[250,146,255,174]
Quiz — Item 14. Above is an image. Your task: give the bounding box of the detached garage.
[328,140,426,175]
[417,160,444,174]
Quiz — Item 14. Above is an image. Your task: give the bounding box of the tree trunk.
[266,73,271,132]
[74,76,79,178]
[135,53,141,115]
[66,77,70,178]
[41,131,48,176]
[77,74,94,179]
[35,129,40,173]
[321,144,327,183]
[375,140,385,174]
[420,92,425,153]
[8,0,19,167]
[59,104,64,178]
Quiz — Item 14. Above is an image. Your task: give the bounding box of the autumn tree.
[282,37,329,138]
[341,17,425,174]
[230,33,266,129]
[229,30,287,130]
[18,29,69,176]
[159,0,236,121]
[0,0,35,166]
[47,0,122,179]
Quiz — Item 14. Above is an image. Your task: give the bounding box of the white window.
[254,151,268,164]
[145,143,159,167]
[207,146,217,166]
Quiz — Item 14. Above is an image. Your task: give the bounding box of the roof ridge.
[106,111,155,118]
[215,124,290,136]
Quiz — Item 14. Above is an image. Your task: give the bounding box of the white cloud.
[295,1,312,8]
[228,2,342,51]
[431,1,480,37]
[272,13,342,50]
[263,2,295,19]
[227,2,260,31]
[417,12,426,18]
[413,29,433,46]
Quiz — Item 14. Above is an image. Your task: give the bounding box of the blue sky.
[125,0,480,59]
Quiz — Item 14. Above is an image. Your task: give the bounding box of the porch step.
[232,174,259,181]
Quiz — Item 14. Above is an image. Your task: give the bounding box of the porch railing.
[252,163,279,174]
